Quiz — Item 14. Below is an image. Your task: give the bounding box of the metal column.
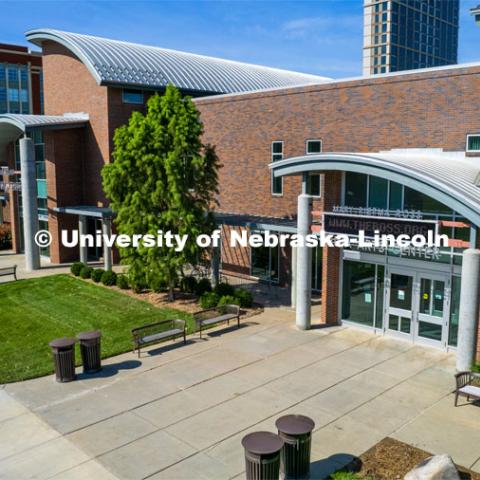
[296,194,312,330]
[19,136,40,271]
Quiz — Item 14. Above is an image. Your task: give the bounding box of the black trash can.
[276,415,315,479]
[77,330,102,374]
[49,337,76,383]
[242,431,284,480]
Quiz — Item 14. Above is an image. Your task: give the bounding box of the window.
[251,231,279,282]
[271,141,283,195]
[305,140,321,197]
[306,139,322,154]
[122,89,144,104]
[342,260,384,328]
[466,134,480,153]
[344,172,367,207]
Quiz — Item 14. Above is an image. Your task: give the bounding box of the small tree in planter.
[103,85,220,301]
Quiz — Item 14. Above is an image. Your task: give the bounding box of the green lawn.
[0,275,193,384]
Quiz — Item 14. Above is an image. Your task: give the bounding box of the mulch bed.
[350,438,480,480]
[88,279,263,318]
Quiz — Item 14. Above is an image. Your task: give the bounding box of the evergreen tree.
[102,85,220,300]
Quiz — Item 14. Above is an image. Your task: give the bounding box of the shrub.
[214,282,235,297]
[234,288,253,308]
[91,268,105,283]
[116,274,129,290]
[200,291,219,309]
[180,275,197,293]
[195,277,212,296]
[80,266,93,279]
[71,262,85,276]
[217,295,240,313]
[149,276,167,293]
[101,270,117,286]
[0,224,12,250]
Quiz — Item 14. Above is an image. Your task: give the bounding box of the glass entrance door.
[387,271,414,338]
[416,274,449,347]
[385,268,449,348]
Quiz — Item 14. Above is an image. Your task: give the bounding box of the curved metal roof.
[26,29,330,94]
[0,113,88,131]
[0,114,88,158]
[269,150,480,226]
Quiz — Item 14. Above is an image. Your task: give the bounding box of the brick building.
[1,29,480,362]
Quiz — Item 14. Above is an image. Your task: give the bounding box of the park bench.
[132,319,186,357]
[454,371,480,406]
[0,265,17,281]
[194,304,241,338]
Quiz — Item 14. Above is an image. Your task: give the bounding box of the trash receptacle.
[77,330,102,373]
[242,431,284,480]
[276,414,315,479]
[49,338,76,383]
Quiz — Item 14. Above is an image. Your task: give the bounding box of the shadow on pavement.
[77,359,141,380]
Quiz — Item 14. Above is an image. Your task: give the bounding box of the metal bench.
[455,371,480,406]
[132,319,186,357]
[0,265,17,281]
[194,304,240,338]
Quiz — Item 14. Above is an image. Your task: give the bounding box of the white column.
[19,136,40,271]
[291,246,297,308]
[79,215,88,264]
[456,248,480,371]
[102,217,113,271]
[296,193,312,330]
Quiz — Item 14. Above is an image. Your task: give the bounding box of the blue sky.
[1,0,479,78]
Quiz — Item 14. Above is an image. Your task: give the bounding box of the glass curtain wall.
[0,64,30,114]
[251,232,279,283]
[342,260,384,328]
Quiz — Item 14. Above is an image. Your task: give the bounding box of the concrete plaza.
[0,307,479,480]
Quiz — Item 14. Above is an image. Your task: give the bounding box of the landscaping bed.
[332,437,480,479]
[70,262,262,319]
[0,275,192,383]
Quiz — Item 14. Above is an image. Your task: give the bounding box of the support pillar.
[456,249,480,371]
[211,245,220,288]
[19,136,40,271]
[291,246,297,308]
[296,194,312,330]
[102,217,113,271]
[79,215,88,264]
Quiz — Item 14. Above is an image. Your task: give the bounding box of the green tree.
[102,85,220,300]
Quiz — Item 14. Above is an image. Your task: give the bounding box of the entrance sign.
[323,212,438,239]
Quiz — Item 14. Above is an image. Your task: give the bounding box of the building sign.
[323,212,438,239]
[332,205,423,219]
[0,167,21,192]
[0,181,21,192]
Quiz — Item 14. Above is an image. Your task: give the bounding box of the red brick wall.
[196,65,480,219]
[45,129,84,263]
[42,41,109,206]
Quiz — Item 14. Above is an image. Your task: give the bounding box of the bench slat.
[200,314,237,326]
[139,329,184,344]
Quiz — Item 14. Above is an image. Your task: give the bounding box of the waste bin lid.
[49,337,76,349]
[275,414,315,435]
[77,330,101,341]
[241,431,284,455]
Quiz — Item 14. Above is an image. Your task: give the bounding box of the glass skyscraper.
[363,0,459,75]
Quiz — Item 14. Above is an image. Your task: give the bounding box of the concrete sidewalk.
[1,308,478,480]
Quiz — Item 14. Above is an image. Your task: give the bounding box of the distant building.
[0,43,42,114]
[363,0,459,75]
[471,4,480,26]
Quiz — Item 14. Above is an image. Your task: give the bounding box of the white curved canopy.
[26,29,330,94]
[0,114,88,160]
[269,150,480,226]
